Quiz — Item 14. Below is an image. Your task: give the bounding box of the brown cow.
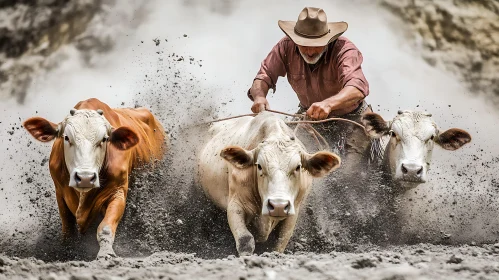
[23,98,166,259]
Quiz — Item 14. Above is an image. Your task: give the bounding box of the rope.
[201,113,257,124]
[203,109,365,130]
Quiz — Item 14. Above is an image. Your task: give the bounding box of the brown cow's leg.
[273,214,298,253]
[227,200,254,256]
[96,190,126,259]
[55,189,76,239]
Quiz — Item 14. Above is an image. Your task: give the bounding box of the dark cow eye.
[64,135,70,143]
[389,130,396,137]
[430,135,435,141]
[102,136,109,143]
[295,165,301,172]
[257,164,262,171]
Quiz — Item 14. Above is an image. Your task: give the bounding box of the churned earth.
[2,244,499,279]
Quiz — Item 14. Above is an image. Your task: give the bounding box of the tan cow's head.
[362,110,471,189]
[220,135,340,218]
[23,109,139,192]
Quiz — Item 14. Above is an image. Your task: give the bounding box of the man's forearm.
[250,79,270,100]
[326,86,364,114]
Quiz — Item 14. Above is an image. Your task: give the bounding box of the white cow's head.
[24,109,139,192]
[220,135,340,218]
[362,110,471,188]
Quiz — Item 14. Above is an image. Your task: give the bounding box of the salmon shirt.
[249,36,369,113]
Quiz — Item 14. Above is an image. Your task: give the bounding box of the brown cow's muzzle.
[75,171,98,189]
[267,198,291,217]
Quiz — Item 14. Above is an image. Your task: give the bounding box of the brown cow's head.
[221,135,340,218]
[362,110,471,189]
[24,109,139,192]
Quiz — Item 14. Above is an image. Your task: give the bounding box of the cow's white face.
[62,110,112,192]
[362,110,472,189]
[221,135,340,218]
[24,108,140,193]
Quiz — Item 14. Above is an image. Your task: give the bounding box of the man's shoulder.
[334,36,359,51]
[334,36,360,53]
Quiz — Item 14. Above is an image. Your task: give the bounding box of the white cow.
[362,110,472,189]
[198,112,340,256]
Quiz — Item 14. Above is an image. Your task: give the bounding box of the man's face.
[298,45,326,64]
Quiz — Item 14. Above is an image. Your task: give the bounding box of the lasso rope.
[204,109,366,130]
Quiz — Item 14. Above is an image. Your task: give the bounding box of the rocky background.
[0,0,145,103]
[381,0,499,103]
[1,0,497,103]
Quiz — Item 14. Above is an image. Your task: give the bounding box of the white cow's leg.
[96,190,126,260]
[227,200,254,256]
[274,214,298,253]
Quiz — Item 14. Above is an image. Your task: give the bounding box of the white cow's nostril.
[417,167,423,176]
[401,164,408,174]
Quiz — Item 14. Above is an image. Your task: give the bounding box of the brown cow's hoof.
[237,234,255,256]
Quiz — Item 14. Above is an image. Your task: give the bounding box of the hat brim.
[278,20,348,47]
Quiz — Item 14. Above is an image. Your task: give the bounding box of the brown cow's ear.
[220,146,254,169]
[302,151,341,178]
[436,128,471,151]
[361,113,390,139]
[23,117,59,142]
[110,127,139,150]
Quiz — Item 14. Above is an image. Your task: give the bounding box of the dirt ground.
[2,244,499,280]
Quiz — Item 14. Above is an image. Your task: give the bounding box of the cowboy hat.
[278,7,348,47]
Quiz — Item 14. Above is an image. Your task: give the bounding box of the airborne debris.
[153,38,160,46]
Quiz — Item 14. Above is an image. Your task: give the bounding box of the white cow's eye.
[295,165,301,172]
[257,164,262,171]
[102,136,109,143]
[64,135,71,144]
[389,130,396,137]
[430,135,435,141]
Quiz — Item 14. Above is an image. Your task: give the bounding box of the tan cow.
[198,112,340,256]
[23,98,166,259]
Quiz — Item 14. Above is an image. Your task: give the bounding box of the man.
[248,7,378,174]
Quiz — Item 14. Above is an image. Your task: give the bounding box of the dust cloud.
[0,0,498,260]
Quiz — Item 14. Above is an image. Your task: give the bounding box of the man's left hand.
[306,101,332,120]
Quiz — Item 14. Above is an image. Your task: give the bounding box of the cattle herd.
[22,98,471,259]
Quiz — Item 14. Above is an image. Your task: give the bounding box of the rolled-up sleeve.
[247,38,288,100]
[337,50,370,97]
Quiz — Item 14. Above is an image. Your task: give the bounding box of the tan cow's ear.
[110,127,139,150]
[361,113,390,139]
[302,151,341,178]
[23,117,59,142]
[436,128,471,151]
[220,146,254,169]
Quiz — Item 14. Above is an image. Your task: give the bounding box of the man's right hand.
[251,96,270,113]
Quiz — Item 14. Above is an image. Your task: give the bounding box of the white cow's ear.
[302,151,341,178]
[361,113,390,139]
[23,117,60,142]
[220,146,254,169]
[435,128,471,151]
